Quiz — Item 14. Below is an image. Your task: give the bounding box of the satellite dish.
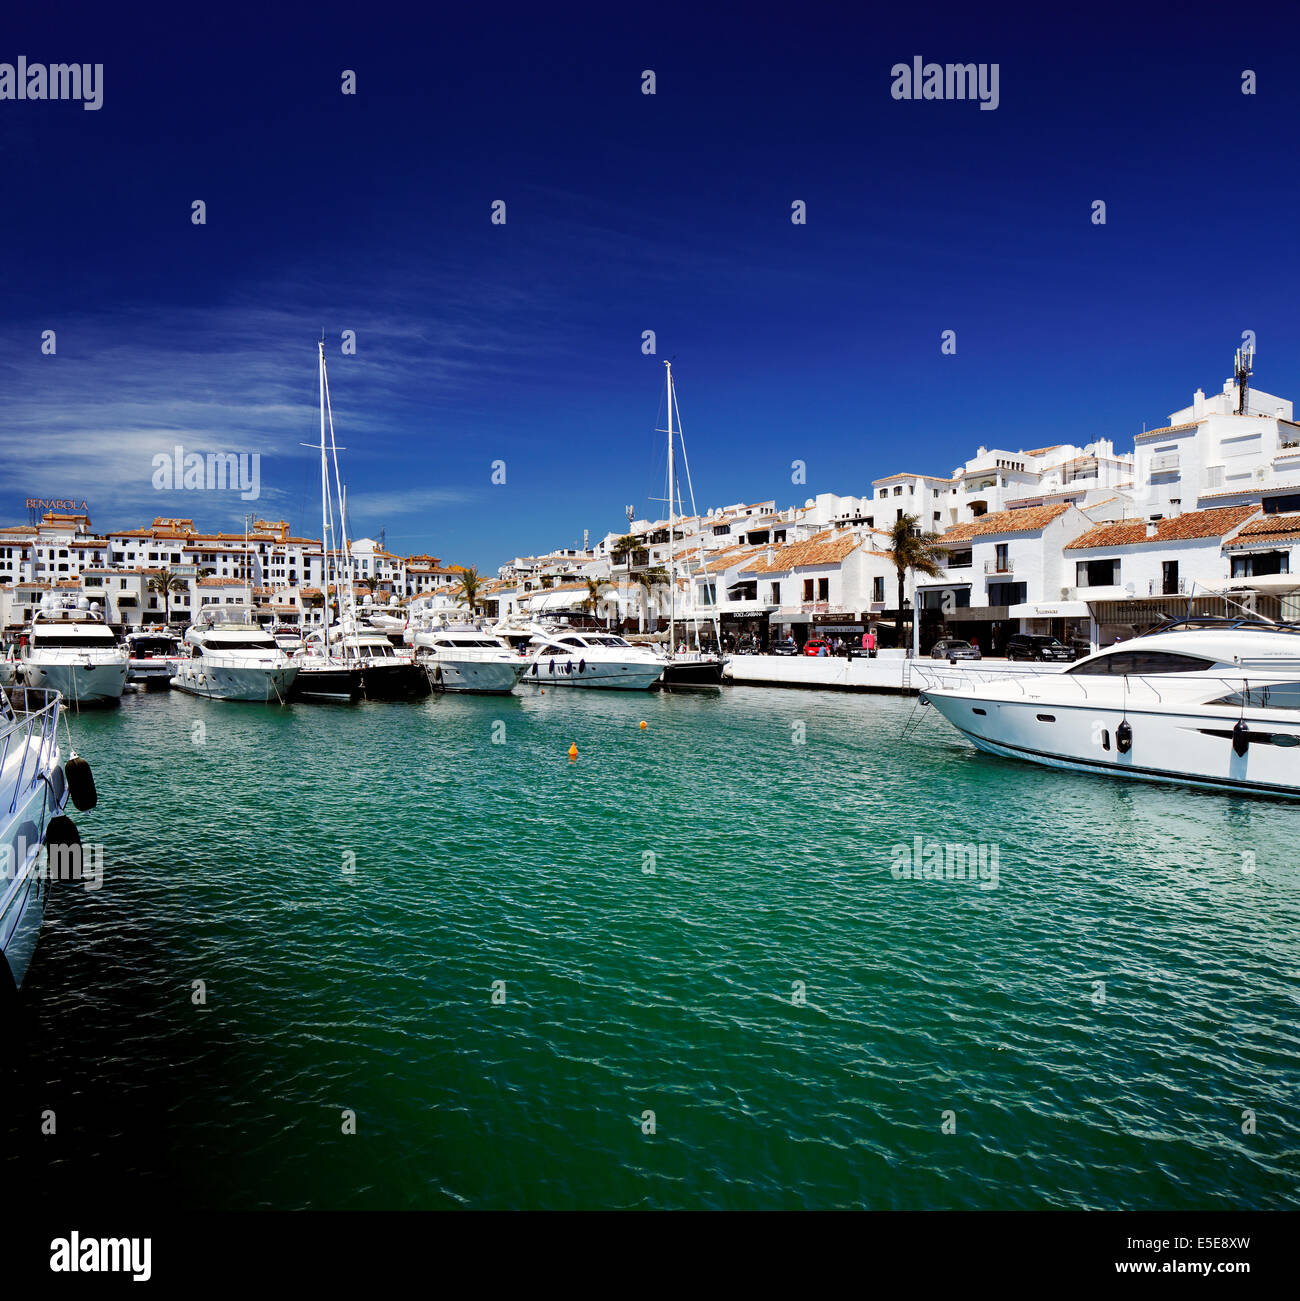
[77,596,91,610]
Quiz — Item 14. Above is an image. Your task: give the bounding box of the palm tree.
[146,567,189,626]
[885,514,946,654]
[610,534,640,574]
[583,577,613,626]
[632,566,670,631]
[452,565,482,614]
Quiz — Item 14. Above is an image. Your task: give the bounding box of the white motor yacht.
[125,628,184,688]
[171,606,299,703]
[20,596,129,707]
[410,612,527,694]
[1,686,87,996]
[917,617,1300,798]
[509,623,666,691]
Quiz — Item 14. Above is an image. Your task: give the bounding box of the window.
[1076,558,1121,587]
[803,579,814,601]
[1211,683,1300,711]
[1069,650,1215,676]
[947,550,972,569]
[817,578,829,601]
[994,544,1009,573]
[988,582,1026,606]
[1232,552,1289,577]
[872,576,885,602]
[1263,494,1300,515]
[1162,560,1179,595]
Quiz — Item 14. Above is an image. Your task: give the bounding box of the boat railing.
[1,688,61,817]
[916,662,1300,710]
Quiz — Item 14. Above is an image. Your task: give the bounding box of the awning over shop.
[526,590,587,612]
[1221,576,1300,593]
[1009,600,1092,618]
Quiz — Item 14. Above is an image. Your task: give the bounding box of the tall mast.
[243,514,252,613]
[322,349,358,650]
[318,341,332,641]
[666,360,675,654]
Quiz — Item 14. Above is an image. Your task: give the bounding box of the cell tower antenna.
[1234,340,1255,416]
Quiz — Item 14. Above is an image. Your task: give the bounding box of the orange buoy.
[639,720,647,730]
[568,742,578,761]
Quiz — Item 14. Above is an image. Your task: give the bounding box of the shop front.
[1008,600,1095,656]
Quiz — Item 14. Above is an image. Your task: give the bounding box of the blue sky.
[3,2,1298,569]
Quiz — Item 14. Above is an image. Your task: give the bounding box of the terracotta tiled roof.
[738,530,861,575]
[1023,445,1065,456]
[873,472,956,484]
[1135,420,1201,441]
[1066,505,1259,550]
[938,504,1072,544]
[700,546,764,574]
[1225,513,1300,548]
[1194,485,1300,502]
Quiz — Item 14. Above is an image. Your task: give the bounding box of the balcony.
[1149,452,1180,473]
[984,559,1014,575]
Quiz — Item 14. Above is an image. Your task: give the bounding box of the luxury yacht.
[410,613,527,694]
[508,623,667,691]
[1,686,93,997]
[917,618,1300,798]
[125,628,183,689]
[272,625,305,654]
[20,597,129,707]
[171,606,299,702]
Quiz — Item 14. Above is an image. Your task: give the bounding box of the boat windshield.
[129,637,177,655]
[205,637,278,650]
[31,632,118,647]
[1210,683,1300,711]
[1069,650,1216,675]
[440,638,503,649]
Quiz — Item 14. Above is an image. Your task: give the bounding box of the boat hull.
[1,694,67,993]
[171,663,299,703]
[22,658,128,706]
[520,657,664,690]
[291,664,363,702]
[924,689,1300,799]
[659,658,726,689]
[424,657,525,694]
[128,658,182,688]
[358,662,431,701]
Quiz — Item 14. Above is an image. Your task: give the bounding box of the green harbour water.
[3,684,1298,1210]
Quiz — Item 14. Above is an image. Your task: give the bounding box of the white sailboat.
[657,361,727,689]
[293,341,365,703]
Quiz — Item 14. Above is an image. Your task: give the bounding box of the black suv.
[1006,633,1075,662]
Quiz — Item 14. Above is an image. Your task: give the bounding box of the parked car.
[803,638,831,657]
[930,638,981,661]
[1006,633,1075,662]
[772,638,799,656]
